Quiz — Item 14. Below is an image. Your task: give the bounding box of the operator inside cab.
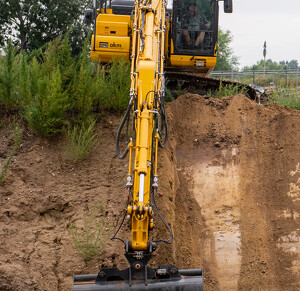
[173,0,217,56]
[182,2,210,47]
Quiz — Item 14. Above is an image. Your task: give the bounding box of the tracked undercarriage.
[165,71,258,101]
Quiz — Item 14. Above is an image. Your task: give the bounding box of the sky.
[219,0,300,69]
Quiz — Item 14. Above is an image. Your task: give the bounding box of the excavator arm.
[73,0,204,289]
[126,0,166,253]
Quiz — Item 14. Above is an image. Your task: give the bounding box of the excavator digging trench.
[73,0,257,289]
[71,0,298,290]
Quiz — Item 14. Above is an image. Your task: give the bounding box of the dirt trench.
[0,94,299,290]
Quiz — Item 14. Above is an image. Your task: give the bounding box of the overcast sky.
[219,0,300,68]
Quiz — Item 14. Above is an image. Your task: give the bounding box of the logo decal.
[110,42,121,48]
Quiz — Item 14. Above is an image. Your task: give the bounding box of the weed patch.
[69,205,109,261]
[64,119,98,162]
[267,88,300,110]
[210,82,247,98]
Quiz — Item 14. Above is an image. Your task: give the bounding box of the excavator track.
[165,71,258,102]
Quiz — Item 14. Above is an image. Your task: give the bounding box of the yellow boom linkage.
[126,0,167,252]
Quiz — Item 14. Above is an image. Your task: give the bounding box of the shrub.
[0,36,132,138]
[267,88,300,110]
[98,58,130,111]
[0,41,19,106]
[71,37,98,121]
[24,67,69,136]
[210,82,247,98]
[17,52,31,106]
[69,205,108,261]
[64,118,98,162]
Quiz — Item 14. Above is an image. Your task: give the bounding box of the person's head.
[188,3,198,16]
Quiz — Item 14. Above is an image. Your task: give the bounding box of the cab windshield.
[173,0,216,55]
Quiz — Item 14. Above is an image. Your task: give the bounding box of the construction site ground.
[0,94,299,290]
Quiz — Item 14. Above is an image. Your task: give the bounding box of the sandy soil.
[0,94,299,290]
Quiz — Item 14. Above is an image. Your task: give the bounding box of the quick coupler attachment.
[73,266,203,290]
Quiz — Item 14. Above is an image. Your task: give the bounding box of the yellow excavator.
[73,0,233,290]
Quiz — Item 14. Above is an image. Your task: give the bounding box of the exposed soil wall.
[0,94,299,290]
[167,94,300,290]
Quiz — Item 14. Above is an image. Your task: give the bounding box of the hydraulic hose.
[111,194,131,245]
[116,100,133,159]
[158,75,168,148]
[150,123,173,245]
[152,189,174,245]
[158,107,168,148]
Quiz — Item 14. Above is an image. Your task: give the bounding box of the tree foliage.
[0,37,131,136]
[279,60,299,70]
[214,28,239,71]
[0,0,91,53]
[243,59,299,71]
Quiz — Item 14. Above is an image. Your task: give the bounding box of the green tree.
[243,59,282,71]
[0,0,91,53]
[214,28,239,71]
[0,41,19,106]
[243,59,299,71]
[285,60,299,70]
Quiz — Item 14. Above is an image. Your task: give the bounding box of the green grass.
[267,88,300,110]
[210,82,248,98]
[215,74,299,88]
[0,155,14,184]
[64,119,98,162]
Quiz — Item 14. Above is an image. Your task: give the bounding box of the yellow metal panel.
[100,8,112,13]
[90,50,129,63]
[96,13,131,26]
[91,12,132,63]
[131,211,149,250]
[92,34,130,51]
[97,21,129,36]
[169,54,216,69]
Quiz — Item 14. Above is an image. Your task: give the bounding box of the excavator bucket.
[73,266,203,290]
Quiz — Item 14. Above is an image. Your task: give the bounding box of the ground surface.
[0,94,299,290]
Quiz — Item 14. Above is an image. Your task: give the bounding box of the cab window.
[173,0,215,55]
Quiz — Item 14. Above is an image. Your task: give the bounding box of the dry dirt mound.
[0,94,299,290]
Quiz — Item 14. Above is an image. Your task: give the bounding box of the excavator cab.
[169,0,219,74]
